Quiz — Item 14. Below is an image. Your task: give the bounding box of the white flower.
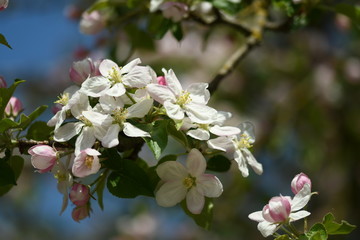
[248,184,312,237]
[182,111,240,141]
[47,85,80,130]
[80,58,152,97]
[51,160,73,214]
[72,148,101,178]
[54,95,111,155]
[101,98,153,148]
[146,68,217,124]
[155,148,223,214]
[207,122,262,177]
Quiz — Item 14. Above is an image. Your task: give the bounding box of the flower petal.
[99,59,118,77]
[186,148,206,177]
[106,83,126,97]
[187,128,210,140]
[127,99,153,118]
[146,84,176,104]
[289,210,311,222]
[210,125,240,137]
[248,211,265,222]
[207,136,234,152]
[243,148,263,175]
[164,101,184,120]
[75,127,96,155]
[185,103,217,124]
[196,174,223,198]
[234,150,249,177]
[123,66,152,88]
[80,76,110,97]
[155,181,187,207]
[163,68,183,96]
[291,184,311,211]
[102,124,121,148]
[99,95,125,113]
[187,83,210,104]
[120,58,141,75]
[156,161,188,181]
[54,122,83,142]
[123,122,150,137]
[239,121,256,143]
[257,221,279,237]
[186,187,205,214]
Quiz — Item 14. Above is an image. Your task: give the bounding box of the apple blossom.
[79,10,106,35]
[52,160,73,214]
[80,58,152,97]
[28,145,58,173]
[72,204,90,222]
[146,68,217,124]
[69,58,97,85]
[291,172,311,194]
[69,183,90,206]
[248,184,312,237]
[207,122,262,177]
[0,0,8,11]
[157,76,167,86]
[155,148,223,214]
[5,96,23,117]
[72,148,101,178]
[159,2,189,22]
[0,76,6,88]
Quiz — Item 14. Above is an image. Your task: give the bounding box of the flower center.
[183,175,196,189]
[55,93,70,106]
[176,91,192,107]
[109,66,123,84]
[198,124,209,130]
[54,171,67,182]
[85,155,94,169]
[112,108,128,124]
[79,116,93,127]
[237,134,253,149]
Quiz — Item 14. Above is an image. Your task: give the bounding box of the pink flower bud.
[0,0,9,11]
[72,204,90,222]
[69,183,90,206]
[69,58,95,84]
[262,196,291,223]
[72,148,101,178]
[157,76,167,86]
[291,172,311,194]
[51,103,63,114]
[79,10,106,35]
[28,145,57,173]
[5,97,23,117]
[159,2,188,22]
[0,76,7,88]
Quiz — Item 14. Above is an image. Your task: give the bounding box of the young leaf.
[305,223,328,240]
[0,160,16,186]
[274,235,292,240]
[322,212,356,235]
[181,198,214,230]
[144,120,169,159]
[171,22,183,41]
[0,118,18,132]
[26,121,54,141]
[206,155,231,172]
[95,171,108,210]
[0,156,24,196]
[0,33,12,49]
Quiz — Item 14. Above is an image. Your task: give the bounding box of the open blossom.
[5,96,23,117]
[0,0,8,10]
[79,10,106,35]
[28,145,58,173]
[146,68,217,124]
[155,148,223,214]
[100,98,153,148]
[69,58,99,85]
[248,184,312,237]
[72,148,101,178]
[159,2,189,22]
[182,111,240,141]
[80,58,152,98]
[69,183,90,206]
[207,122,262,177]
[291,172,311,194]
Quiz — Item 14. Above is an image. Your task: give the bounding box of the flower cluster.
[28,57,262,219]
[248,173,314,237]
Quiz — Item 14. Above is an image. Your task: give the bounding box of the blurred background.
[0,0,359,239]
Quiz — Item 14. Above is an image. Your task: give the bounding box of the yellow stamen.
[176,91,192,107]
[55,93,70,105]
[79,116,92,127]
[237,134,253,149]
[85,155,94,169]
[112,108,128,124]
[183,175,196,189]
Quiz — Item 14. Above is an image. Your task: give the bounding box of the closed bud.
[157,76,167,86]
[0,76,7,88]
[69,183,90,206]
[0,0,8,11]
[69,58,95,84]
[28,145,57,173]
[72,204,90,222]
[79,10,106,35]
[291,172,311,194]
[5,96,23,117]
[262,195,291,223]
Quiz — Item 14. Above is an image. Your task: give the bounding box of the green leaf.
[125,24,155,50]
[148,15,172,40]
[0,160,16,186]
[157,154,177,166]
[181,198,214,230]
[0,33,12,49]
[0,156,24,196]
[106,150,154,198]
[275,235,292,240]
[88,0,111,12]
[0,79,25,120]
[26,121,54,141]
[333,4,360,28]
[305,223,328,240]
[322,212,356,235]
[95,171,108,210]
[171,22,183,41]
[0,118,19,132]
[167,121,189,148]
[212,0,243,15]
[206,155,231,172]
[144,120,169,159]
